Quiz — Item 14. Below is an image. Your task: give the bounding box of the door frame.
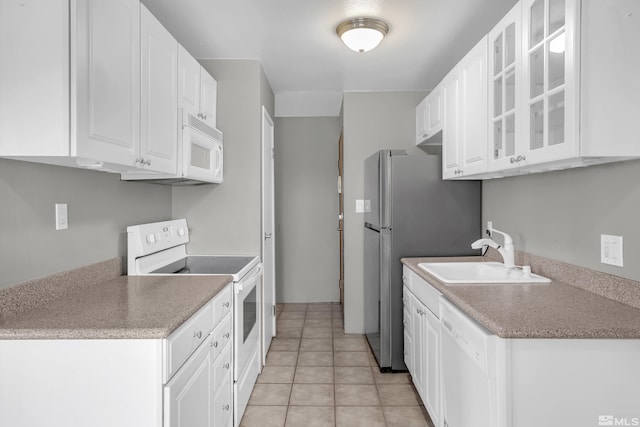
[261,106,276,365]
[338,131,344,305]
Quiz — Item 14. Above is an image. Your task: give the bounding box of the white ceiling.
[142,0,518,94]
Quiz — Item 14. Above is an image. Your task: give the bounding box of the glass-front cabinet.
[487,1,523,172]
[522,0,579,164]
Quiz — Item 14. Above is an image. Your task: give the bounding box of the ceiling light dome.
[336,18,389,53]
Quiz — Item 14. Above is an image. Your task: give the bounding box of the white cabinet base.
[504,339,640,427]
[0,339,163,427]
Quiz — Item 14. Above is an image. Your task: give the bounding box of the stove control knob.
[146,234,156,244]
[178,228,185,237]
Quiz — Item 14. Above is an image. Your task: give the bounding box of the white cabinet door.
[74,0,139,166]
[178,45,201,117]
[402,285,414,373]
[488,1,525,172]
[424,308,441,426]
[427,86,442,136]
[442,68,462,179]
[200,71,218,128]
[411,294,426,400]
[415,96,428,144]
[164,336,213,427]
[178,45,218,128]
[459,36,489,177]
[416,87,442,146]
[522,0,579,164]
[140,5,178,174]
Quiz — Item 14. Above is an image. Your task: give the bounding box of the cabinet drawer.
[212,285,232,327]
[211,313,232,360]
[407,269,441,317]
[213,342,232,391]
[213,375,233,427]
[166,301,214,381]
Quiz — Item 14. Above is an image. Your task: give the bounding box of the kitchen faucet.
[471,221,515,268]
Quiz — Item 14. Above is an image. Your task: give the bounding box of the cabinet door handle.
[222,404,230,411]
[223,301,230,308]
[224,363,230,370]
[224,332,230,339]
[212,340,219,348]
[193,331,202,339]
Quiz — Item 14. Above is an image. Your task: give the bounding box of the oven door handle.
[235,264,263,293]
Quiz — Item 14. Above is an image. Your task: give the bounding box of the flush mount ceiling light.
[336,17,389,53]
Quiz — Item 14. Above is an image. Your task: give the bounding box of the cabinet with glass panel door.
[521,0,640,170]
[487,1,525,172]
[522,0,578,165]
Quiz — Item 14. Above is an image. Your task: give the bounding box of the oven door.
[234,263,262,380]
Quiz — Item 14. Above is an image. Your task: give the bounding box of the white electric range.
[127,218,261,427]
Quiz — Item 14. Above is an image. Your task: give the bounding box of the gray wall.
[342,92,427,333]
[274,117,341,303]
[172,60,274,255]
[0,159,172,289]
[484,159,640,281]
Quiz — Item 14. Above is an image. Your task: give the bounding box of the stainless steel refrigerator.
[364,149,481,371]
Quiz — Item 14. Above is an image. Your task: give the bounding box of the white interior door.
[261,106,276,364]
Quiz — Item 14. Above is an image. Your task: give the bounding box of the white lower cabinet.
[403,265,640,427]
[164,334,214,427]
[0,284,233,427]
[403,267,442,427]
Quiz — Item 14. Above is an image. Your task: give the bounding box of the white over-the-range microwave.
[121,109,223,185]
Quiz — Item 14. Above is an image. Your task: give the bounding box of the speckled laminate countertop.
[0,275,232,340]
[402,256,640,339]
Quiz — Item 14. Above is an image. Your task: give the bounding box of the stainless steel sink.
[418,262,551,284]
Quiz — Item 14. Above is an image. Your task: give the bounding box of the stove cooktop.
[151,256,256,275]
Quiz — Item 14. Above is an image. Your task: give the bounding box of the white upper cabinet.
[416,85,442,145]
[440,0,640,180]
[442,69,462,179]
[179,46,218,128]
[416,97,428,144]
[0,0,141,171]
[200,71,218,129]
[140,5,178,174]
[521,0,640,171]
[74,0,140,167]
[487,2,525,172]
[459,36,488,177]
[521,0,578,165]
[443,37,489,179]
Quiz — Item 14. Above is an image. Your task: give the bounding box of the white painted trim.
[260,106,276,366]
[275,91,343,117]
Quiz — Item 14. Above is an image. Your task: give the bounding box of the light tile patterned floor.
[240,303,436,427]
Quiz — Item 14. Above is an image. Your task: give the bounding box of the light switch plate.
[55,203,68,230]
[364,200,371,213]
[601,234,623,267]
[355,199,364,213]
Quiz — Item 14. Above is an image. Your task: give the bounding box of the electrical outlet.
[55,203,68,230]
[601,234,623,267]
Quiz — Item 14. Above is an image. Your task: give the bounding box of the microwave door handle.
[214,145,222,174]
